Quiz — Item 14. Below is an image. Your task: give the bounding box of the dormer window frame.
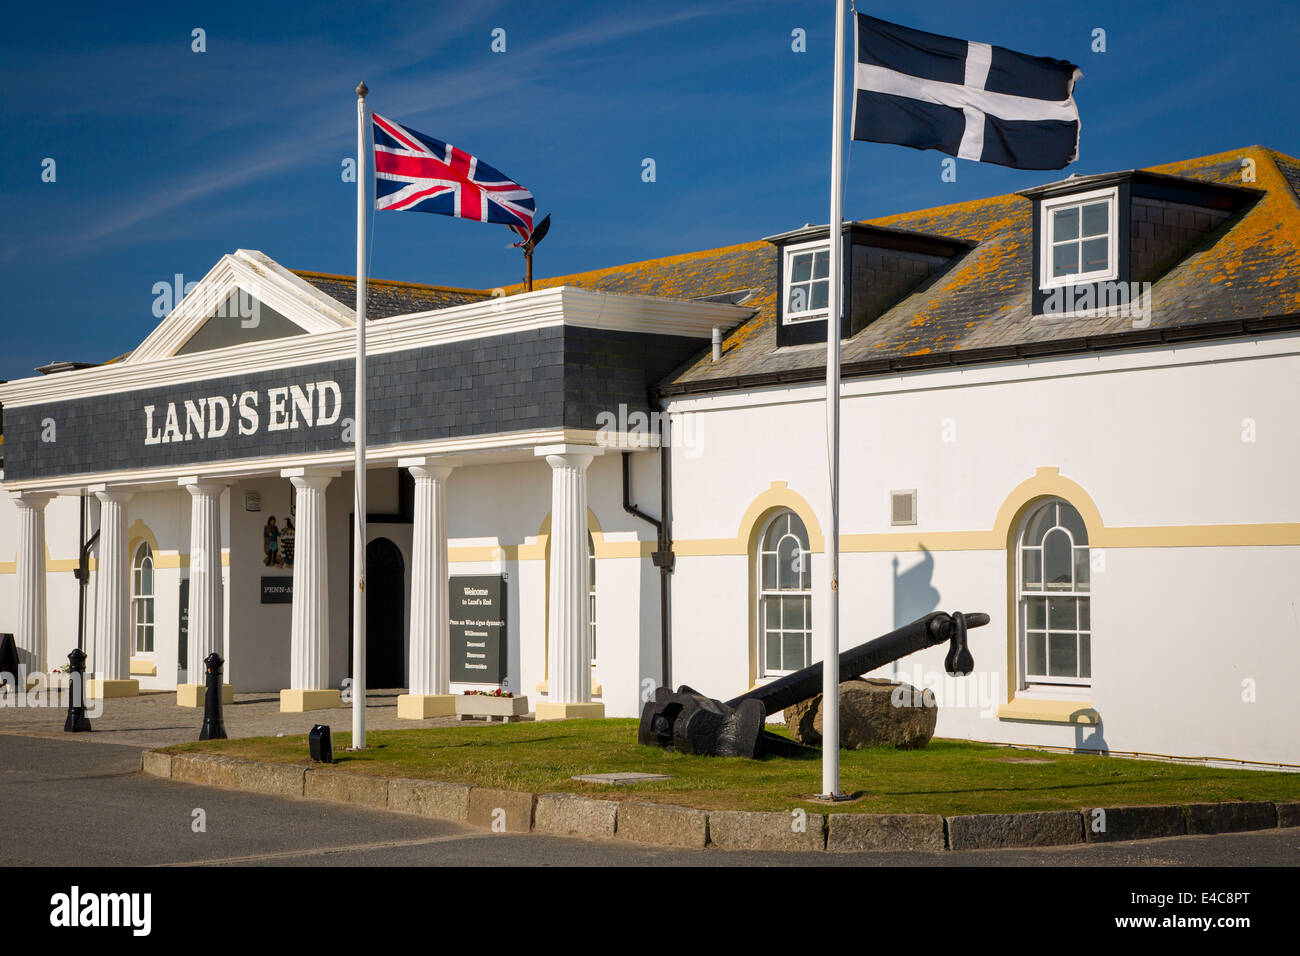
[1038,185,1121,291]
[780,238,832,325]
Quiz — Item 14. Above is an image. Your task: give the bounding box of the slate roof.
[487,146,1300,395]
[293,270,492,318]
[89,145,1300,391]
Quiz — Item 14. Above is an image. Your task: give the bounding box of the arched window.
[588,532,597,666]
[132,541,155,654]
[757,510,812,677]
[1017,499,1090,685]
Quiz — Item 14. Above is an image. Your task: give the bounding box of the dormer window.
[782,240,830,322]
[1039,186,1119,288]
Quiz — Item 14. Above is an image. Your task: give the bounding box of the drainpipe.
[74,494,100,653]
[622,430,674,688]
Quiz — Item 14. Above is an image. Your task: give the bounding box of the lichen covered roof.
[286,147,1299,394]
[652,145,1300,391]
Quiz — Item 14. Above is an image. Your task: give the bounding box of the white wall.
[665,334,1300,766]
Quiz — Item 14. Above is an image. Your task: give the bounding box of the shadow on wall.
[1074,713,1109,754]
[891,550,941,678]
[893,550,941,628]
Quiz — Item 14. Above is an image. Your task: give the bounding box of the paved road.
[3,733,1298,867]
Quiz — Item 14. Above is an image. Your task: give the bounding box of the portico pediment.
[127,250,355,363]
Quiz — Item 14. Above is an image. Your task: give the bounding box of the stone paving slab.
[947,810,1084,851]
[534,793,619,838]
[616,801,709,848]
[467,787,536,833]
[1276,801,1300,828]
[707,808,827,851]
[388,778,472,822]
[826,812,945,852]
[304,769,389,809]
[1185,801,1278,835]
[1084,805,1187,843]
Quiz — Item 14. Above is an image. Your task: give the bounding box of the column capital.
[89,484,134,505]
[401,458,456,482]
[178,477,229,497]
[282,467,340,490]
[11,490,56,509]
[535,444,603,468]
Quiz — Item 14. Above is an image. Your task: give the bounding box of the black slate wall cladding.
[562,326,705,429]
[3,325,705,481]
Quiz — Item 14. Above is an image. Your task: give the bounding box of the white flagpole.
[352,81,369,750]
[821,0,846,799]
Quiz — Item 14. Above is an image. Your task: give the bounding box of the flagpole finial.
[356,81,369,98]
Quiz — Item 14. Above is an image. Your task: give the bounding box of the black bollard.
[63,648,92,733]
[199,652,228,741]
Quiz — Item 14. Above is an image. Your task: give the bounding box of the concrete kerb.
[140,751,1300,852]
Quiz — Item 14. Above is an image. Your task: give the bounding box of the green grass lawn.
[164,719,1300,815]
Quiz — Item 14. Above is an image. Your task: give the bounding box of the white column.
[13,492,54,678]
[535,445,604,720]
[179,478,227,706]
[89,487,137,697]
[281,468,341,712]
[397,459,457,719]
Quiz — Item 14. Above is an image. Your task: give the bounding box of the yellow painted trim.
[1000,470,1100,710]
[127,519,160,559]
[737,482,825,553]
[167,549,231,570]
[676,469,1300,556]
[996,698,1099,725]
[129,658,157,676]
[738,482,824,689]
[448,545,511,562]
[535,678,602,696]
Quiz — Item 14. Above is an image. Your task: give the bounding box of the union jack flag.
[372,113,536,235]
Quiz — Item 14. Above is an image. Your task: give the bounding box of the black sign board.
[449,575,507,685]
[261,577,294,604]
[177,579,190,683]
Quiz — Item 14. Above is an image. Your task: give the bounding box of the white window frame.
[1016,499,1091,689]
[756,510,813,678]
[1039,186,1119,290]
[781,239,831,324]
[131,541,155,656]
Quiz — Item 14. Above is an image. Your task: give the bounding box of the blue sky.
[2,0,1297,381]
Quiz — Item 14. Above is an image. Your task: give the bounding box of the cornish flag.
[372,114,536,233]
[851,14,1082,170]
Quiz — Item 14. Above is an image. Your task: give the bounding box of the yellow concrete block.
[396,694,457,719]
[996,697,1098,724]
[535,701,605,721]
[280,688,342,713]
[177,683,234,707]
[86,678,139,699]
[129,659,157,676]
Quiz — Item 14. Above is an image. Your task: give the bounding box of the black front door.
[365,538,405,688]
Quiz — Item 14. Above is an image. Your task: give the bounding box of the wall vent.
[890,489,917,526]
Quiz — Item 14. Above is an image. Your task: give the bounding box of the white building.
[2,146,1298,766]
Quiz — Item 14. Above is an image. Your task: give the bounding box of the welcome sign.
[449,575,507,685]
